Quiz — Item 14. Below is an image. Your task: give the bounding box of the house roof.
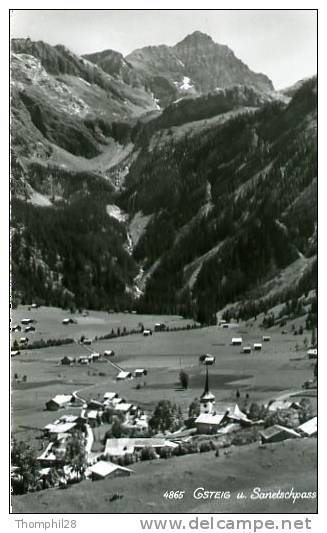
[47,394,73,406]
[48,422,77,434]
[268,400,293,412]
[105,438,177,452]
[297,417,317,436]
[232,338,242,343]
[37,442,56,462]
[59,415,79,423]
[134,368,145,373]
[260,424,300,440]
[105,438,135,456]
[117,371,132,379]
[87,460,133,478]
[103,392,118,400]
[195,413,225,426]
[87,410,99,419]
[113,403,132,412]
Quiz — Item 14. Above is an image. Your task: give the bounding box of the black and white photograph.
[9,8,317,516]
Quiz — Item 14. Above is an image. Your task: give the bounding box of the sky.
[10,9,317,89]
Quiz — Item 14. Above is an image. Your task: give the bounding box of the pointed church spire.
[204,365,209,394]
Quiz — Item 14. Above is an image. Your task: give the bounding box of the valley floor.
[11,306,317,514]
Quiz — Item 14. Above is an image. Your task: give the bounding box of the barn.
[259,425,300,444]
[116,371,132,381]
[253,343,262,351]
[242,346,252,354]
[86,461,133,481]
[45,394,73,411]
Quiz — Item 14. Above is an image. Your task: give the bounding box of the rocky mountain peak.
[175,30,215,47]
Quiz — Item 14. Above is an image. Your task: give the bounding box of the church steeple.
[200,366,215,414]
[204,365,209,394]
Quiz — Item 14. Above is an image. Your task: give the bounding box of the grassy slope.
[12,438,317,513]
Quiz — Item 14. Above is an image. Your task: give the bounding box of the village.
[11,306,317,504]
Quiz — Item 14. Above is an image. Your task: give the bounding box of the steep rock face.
[83,49,143,87]
[126,31,274,105]
[10,40,158,167]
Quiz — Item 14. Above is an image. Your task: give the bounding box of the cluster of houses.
[60,348,115,367]
[192,367,317,444]
[231,336,271,353]
[11,317,37,346]
[45,390,149,433]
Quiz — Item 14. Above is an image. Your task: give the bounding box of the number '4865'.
[163,490,185,499]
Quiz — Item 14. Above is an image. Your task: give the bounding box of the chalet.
[103,349,115,357]
[122,416,149,435]
[45,394,73,411]
[87,410,102,428]
[19,337,29,344]
[11,350,20,357]
[62,318,71,325]
[132,438,178,451]
[105,438,177,457]
[24,325,36,332]
[215,402,251,423]
[112,402,133,421]
[199,353,215,365]
[195,412,226,433]
[263,336,271,342]
[37,442,65,466]
[61,356,74,366]
[87,399,103,410]
[21,318,34,325]
[134,368,147,378]
[259,425,300,444]
[297,416,317,437]
[11,324,21,332]
[89,352,100,361]
[116,371,132,381]
[103,392,119,401]
[78,356,89,365]
[143,329,152,336]
[267,400,296,412]
[86,460,133,481]
[154,323,167,332]
[105,438,135,457]
[231,338,242,346]
[203,355,215,365]
[219,319,227,326]
[103,397,123,408]
[242,346,252,354]
[31,303,38,309]
[83,338,92,345]
[253,343,262,351]
[46,422,77,439]
[307,348,317,359]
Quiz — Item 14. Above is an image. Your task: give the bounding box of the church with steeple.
[200,366,216,414]
[195,365,250,434]
[195,366,225,434]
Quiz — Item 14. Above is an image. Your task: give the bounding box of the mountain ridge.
[10,35,317,320]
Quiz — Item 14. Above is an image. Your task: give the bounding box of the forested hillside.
[121,78,317,321]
